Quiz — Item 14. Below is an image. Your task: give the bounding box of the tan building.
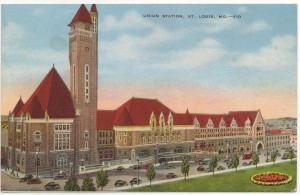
[97,98,266,160]
[265,130,290,152]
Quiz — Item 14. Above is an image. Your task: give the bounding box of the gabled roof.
[90,4,97,12]
[96,97,260,129]
[228,111,258,126]
[11,97,24,115]
[69,4,92,26]
[16,67,75,119]
[97,110,115,130]
[21,95,44,118]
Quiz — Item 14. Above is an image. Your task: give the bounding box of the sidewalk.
[110,159,292,191]
[1,168,26,179]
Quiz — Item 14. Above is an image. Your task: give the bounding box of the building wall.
[97,130,115,162]
[266,134,290,152]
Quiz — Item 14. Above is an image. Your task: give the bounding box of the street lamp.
[81,159,84,166]
[137,156,140,185]
[35,150,39,178]
[250,141,253,152]
[154,144,158,166]
[69,162,73,176]
[226,143,229,158]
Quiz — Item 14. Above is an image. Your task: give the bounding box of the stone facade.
[265,133,290,152]
[69,5,99,165]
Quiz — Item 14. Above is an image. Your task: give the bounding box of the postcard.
[1,3,297,193]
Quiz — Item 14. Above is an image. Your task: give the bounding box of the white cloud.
[201,17,239,33]
[2,21,24,42]
[31,8,45,16]
[158,38,225,69]
[237,6,248,13]
[231,35,296,69]
[243,20,270,33]
[102,11,155,31]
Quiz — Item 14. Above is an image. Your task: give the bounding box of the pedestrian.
[131,182,134,188]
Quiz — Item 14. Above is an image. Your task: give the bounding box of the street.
[1,147,295,191]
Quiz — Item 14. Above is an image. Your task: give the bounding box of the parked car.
[242,162,248,166]
[217,166,225,171]
[44,182,60,191]
[27,178,41,184]
[206,168,213,172]
[165,163,176,169]
[54,173,68,180]
[248,161,253,165]
[276,153,282,157]
[166,173,177,179]
[265,159,270,162]
[114,180,128,187]
[197,166,205,172]
[143,163,153,169]
[130,178,142,185]
[132,165,141,170]
[19,174,33,182]
[199,161,208,166]
[114,166,125,172]
[281,156,288,160]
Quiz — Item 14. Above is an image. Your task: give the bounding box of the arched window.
[85,141,88,148]
[85,25,90,30]
[57,153,67,166]
[33,131,41,142]
[85,64,89,102]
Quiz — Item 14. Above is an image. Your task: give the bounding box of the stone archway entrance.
[256,141,264,151]
[158,148,167,153]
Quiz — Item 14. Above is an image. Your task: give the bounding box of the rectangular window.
[54,133,70,150]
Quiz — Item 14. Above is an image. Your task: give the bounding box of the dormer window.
[219,118,226,128]
[206,118,214,128]
[168,112,173,131]
[85,25,90,30]
[149,112,156,131]
[230,118,238,128]
[159,112,165,131]
[193,118,200,128]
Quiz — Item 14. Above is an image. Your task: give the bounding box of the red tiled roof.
[113,97,174,126]
[90,4,97,12]
[20,95,44,118]
[97,110,115,130]
[96,97,260,129]
[266,130,282,134]
[69,4,92,26]
[113,107,134,126]
[16,67,75,118]
[228,111,258,126]
[11,97,24,115]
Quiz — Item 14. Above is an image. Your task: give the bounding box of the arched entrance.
[138,149,150,158]
[256,142,264,151]
[158,148,167,153]
[233,147,237,153]
[246,146,250,151]
[240,147,244,152]
[175,146,183,153]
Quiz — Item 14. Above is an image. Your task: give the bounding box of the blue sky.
[1,4,297,118]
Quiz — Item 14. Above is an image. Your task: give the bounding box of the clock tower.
[68,4,98,165]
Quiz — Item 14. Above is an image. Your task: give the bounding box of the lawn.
[128,161,296,192]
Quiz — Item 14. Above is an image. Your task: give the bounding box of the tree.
[96,169,109,191]
[64,176,80,191]
[252,152,260,168]
[208,156,218,176]
[231,153,239,172]
[181,159,190,180]
[288,148,296,163]
[271,151,277,165]
[81,176,96,191]
[146,165,156,187]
